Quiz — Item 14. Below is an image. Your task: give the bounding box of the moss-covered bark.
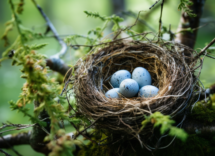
[77,134,215,156]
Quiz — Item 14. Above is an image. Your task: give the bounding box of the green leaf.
[178,0,196,17]
[141,112,188,141]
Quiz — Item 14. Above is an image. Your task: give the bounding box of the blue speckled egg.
[132,67,152,88]
[105,88,120,98]
[110,70,131,88]
[139,85,159,98]
[119,79,139,98]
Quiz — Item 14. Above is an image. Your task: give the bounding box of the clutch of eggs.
[106,67,159,98]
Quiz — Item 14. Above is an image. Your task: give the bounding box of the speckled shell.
[119,79,139,98]
[110,70,131,88]
[139,85,159,98]
[105,88,120,98]
[132,67,152,88]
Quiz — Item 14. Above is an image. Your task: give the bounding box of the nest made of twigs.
[72,35,200,136]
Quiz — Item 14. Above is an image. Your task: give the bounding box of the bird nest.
[72,35,201,136]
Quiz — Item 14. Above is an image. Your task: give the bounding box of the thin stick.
[0,149,12,156]
[70,32,152,48]
[158,0,165,39]
[78,118,99,134]
[196,38,215,58]
[0,125,34,135]
[31,0,67,58]
[121,11,156,32]
[149,0,161,9]
[70,122,98,144]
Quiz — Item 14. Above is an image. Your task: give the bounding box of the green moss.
[192,101,215,122]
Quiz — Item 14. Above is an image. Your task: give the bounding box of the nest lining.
[73,39,199,135]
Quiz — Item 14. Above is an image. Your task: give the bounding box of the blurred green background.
[0,0,215,155]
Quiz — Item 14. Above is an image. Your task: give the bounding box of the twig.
[195,38,215,58]
[0,123,34,131]
[70,121,98,144]
[31,0,67,58]
[158,0,164,39]
[69,32,151,48]
[0,149,12,156]
[78,118,99,135]
[121,11,156,32]
[149,0,161,9]
[206,54,215,59]
[0,125,35,135]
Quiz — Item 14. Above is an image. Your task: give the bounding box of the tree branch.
[183,118,215,136]
[158,0,165,39]
[31,0,67,58]
[175,0,206,49]
[31,0,72,77]
[46,58,71,77]
[0,132,30,149]
[195,37,215,59]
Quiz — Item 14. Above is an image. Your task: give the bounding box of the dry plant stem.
[0,132,30,149]
[175,0,205,49]
[31,0,67,58]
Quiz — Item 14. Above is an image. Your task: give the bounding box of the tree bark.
[175,0,205,49]
[0,132,30,148]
